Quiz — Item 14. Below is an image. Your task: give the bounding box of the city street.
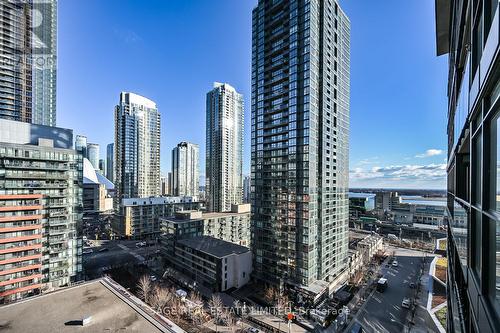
[83,240,160,279]
[347,247,438,333]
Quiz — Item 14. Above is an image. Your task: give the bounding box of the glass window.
[472,132,482,206]
[490,111,500,212]
[495,217,500,305]
[452,201,468,267]
[471,209,482,278]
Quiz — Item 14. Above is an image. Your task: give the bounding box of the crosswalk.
[118,244,146,262]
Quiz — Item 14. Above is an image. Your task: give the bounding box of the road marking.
[118,244,146,261]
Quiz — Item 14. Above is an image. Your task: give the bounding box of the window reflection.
[452,201,468,267]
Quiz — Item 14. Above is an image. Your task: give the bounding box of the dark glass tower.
[251,0,350,293]
[436,0,500,331]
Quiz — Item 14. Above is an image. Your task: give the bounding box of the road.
[347,247,438,333]
[83,240,160,279]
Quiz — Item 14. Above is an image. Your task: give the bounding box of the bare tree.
[165,287,184,320]
[190,291,203,306]
[276,293,290,317]
[150,285,169,312]
[232,299,241,316]
[137,275,152,304]
[264,286,278,304]
[223,308,237,333]
[209,294,224,326]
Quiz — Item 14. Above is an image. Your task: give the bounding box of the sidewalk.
[408,255,438,333]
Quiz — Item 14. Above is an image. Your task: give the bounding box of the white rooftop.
[121,92,157,109]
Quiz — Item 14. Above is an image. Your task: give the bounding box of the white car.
[392,261,399,267]
[401,298,411,309]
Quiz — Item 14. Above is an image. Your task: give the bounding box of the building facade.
[0,119,82,303]
[243,175,251,203]
[82,158,114,213]
[206,82,244,212]
[160,176,171,196]
[251,0,351,293]
[32,0,57,127]
[86,143,99,170]
[160,204,251,251]
[106,143,114,183]
[0,1,32,123]
[0,194,43,302]
[113,196,201,239]
[374,191,402,212]
[75,135,87,158]
[115,92,161,200]
[166,236,252,292]
[0,0,57,126]
[436,0,500,332]
[171,142,199,197]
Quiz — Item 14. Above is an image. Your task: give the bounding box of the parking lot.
[348,247,438,333]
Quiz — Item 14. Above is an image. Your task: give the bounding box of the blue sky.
[57,0,448,189]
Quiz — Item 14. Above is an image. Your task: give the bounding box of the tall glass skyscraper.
[106,143,114,182]
[172,141,199,197]
[0,0,57,126]
[87,143,100,170]
[251,0,350,295]
[32,0,57,126]
[206,82,244,212]
[0,1,32,123]
[115,92,161,200]
[75,135,87,157]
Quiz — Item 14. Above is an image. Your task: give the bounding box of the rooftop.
[348,192,376,199]
[122,196,198,206]
[0,278,182,333]
[177,236,250,258]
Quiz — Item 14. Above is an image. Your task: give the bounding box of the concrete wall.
[0,119,73,149]
[223,251,252,291]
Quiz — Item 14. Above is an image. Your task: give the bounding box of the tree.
[209,294,224,326]
[276,293,290,317]
[223,308,237,333]
[188,291,206,325]
[264,286,278,304]
[137,275,152,304]
[150,285,169,312]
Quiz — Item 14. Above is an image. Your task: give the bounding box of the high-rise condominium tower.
[87,143,100,170]
[75,135,87,157]
[0,1,32,122]
[172,142,199,197]
[206,83,244,212]
[0,0,57,126]
[115,92,161,199]
[251,0,350,292]
[106,143,114,182]
[32,0,57,126]
[0,119,82,302]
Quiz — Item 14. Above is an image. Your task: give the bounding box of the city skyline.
[56,0,448,190]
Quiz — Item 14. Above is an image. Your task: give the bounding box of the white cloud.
[349,164,446,189]
[415,149,444,158]
[356,156,379,166]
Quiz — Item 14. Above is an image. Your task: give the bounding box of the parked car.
[150,275,157,282]
[401,298,411,309]
[409,282,416,289]
[83,249,93,254]
[392,261,399,267]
